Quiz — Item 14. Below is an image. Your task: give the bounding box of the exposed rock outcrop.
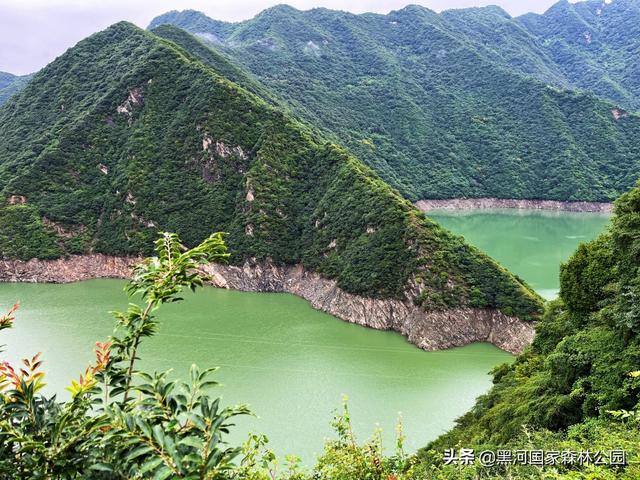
[116,86,144,116]
[0,255,534,354]
[7,195,28,205]
[0,255,137,283]
[203,262,534,354]
[416,198,613,213]
[611,108,629,121]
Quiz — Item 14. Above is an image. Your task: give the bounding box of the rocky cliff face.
[416,198,613,213]
[0,255,138,282]
[204,262,534,354]
[0,256,534,354]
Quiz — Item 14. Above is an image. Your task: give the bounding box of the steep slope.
[438,0,640,111]
[0,72,16,90]
[0,72,32,106]
[418,179,640,475]
[149,25,284,109]
[0,23,542,351]
[150,4,640,203]
[519,0,640,110]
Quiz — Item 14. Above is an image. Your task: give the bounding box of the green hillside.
[149,2,640,203]
[0,22,541,317]
[519,0,640,110]
[436,0,640,111]
[416,180,640,478]
[0,72,16,90]
[0,72,31,106]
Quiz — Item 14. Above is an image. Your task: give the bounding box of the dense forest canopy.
[0,72,32,106]
[149,0,640,202]
[518,0,640,109]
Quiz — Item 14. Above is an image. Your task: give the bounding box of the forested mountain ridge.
[437,0,640,110]
[0,22,542,319]
[518,0,640,110]
[0,72,16,90]
[0,72,32,106]
[149,1,640,203]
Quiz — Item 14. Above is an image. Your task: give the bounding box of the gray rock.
[0,255,535,354]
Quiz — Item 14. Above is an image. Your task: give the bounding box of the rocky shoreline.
[416,198,613,213]
[0,255,137,282]
[0,255,535,354]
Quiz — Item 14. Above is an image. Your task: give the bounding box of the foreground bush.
[0,232,253,478]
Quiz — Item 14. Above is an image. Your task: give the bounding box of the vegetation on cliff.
[415,180,640,478]
[518,0,640,110]
[0,22,541,318]
[0,205,61,260]
[0,72,32,106]
[149,0,640,203]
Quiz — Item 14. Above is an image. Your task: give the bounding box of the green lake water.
[1,280,510,463]
[0,209,610,463]
[429,209,611,299]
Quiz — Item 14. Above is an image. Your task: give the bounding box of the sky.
[0,0,565,75]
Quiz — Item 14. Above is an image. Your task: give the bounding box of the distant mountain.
[518,0,640,109]
[435,0,640,110]
[0,71,32,105]
[0,22,541,319]
[0,72,17,90]
[149,1,640,203]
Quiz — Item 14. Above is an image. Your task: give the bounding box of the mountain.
[436,0,640,110]
[0,72,32,106]
[518,0,640,109]
[418,179,640,476]
[0,72,16,90]
[149,2,640,203]
[0,22,541,324]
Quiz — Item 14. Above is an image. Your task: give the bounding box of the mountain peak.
[545,0,575,14]
[149,9,210,26]
[260,4,300,15]
[394,4,435,16]
[103,20,141,34]
[443,4,511,20]
[148,10,233,40]
[252,4,302,22]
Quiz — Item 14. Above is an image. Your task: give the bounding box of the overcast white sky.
[0,0,565,75]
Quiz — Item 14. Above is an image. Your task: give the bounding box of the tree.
[0,231,255,479]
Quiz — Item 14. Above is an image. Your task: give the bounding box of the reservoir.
[429,209,610,299]
[0,210,610,462]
